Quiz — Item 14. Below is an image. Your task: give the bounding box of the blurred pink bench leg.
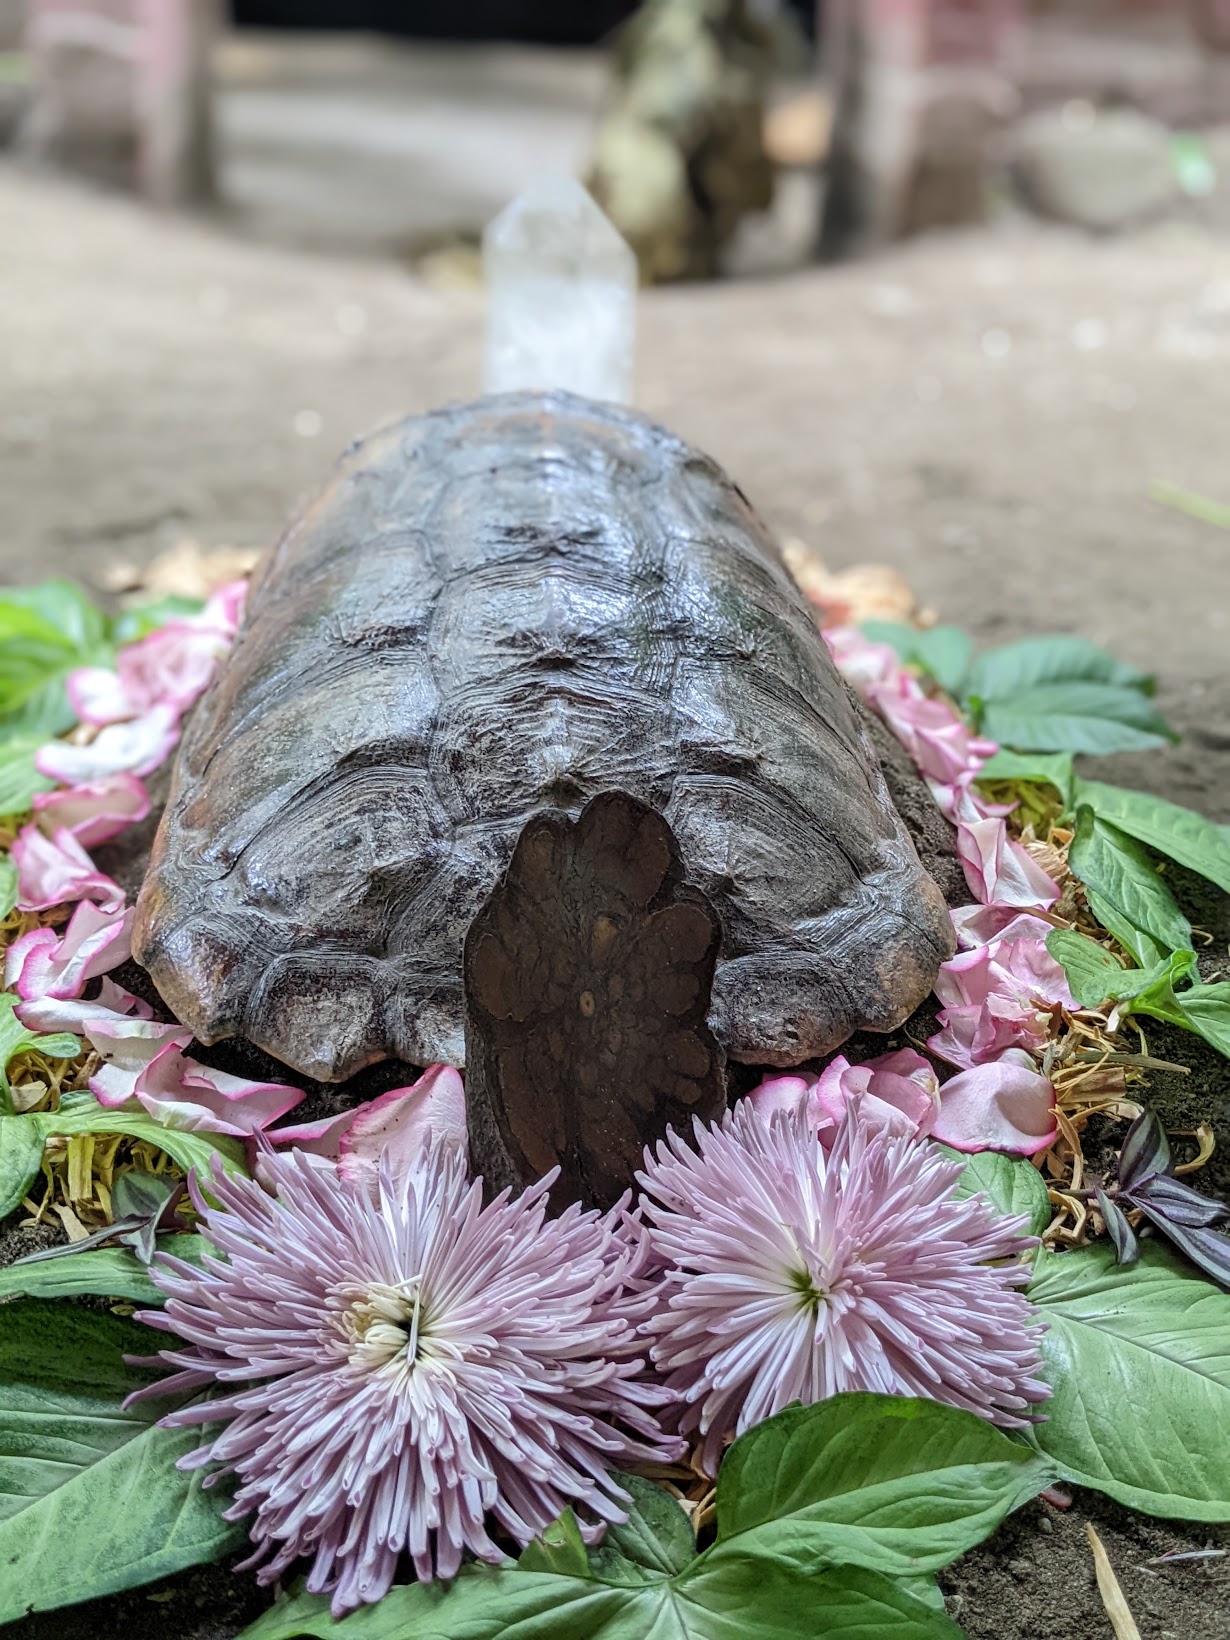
[22,0,216,204]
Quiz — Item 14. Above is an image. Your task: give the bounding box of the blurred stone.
[483,174,637,406]
[1012,108,1180,232]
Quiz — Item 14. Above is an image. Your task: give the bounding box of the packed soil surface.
[1,163,1229,1639]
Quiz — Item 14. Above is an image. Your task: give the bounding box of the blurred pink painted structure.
[818,0,1230,252]
[22,0,216,204]
[820,0,1026,254]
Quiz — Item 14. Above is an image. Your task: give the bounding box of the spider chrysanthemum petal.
[637,1100,1050,1474]
[136,1145,682,1614]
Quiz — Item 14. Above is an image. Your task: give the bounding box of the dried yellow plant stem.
[1085,1523,1142,1640]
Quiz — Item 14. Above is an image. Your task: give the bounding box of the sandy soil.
[1,163,1229,1640]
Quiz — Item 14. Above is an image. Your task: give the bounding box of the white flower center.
[342,1279,424,1373]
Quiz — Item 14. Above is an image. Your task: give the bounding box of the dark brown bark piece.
[464,790,726,1211]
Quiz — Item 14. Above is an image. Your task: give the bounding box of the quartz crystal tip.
[483,173,637,406]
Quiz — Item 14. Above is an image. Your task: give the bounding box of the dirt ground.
[2,160,1229,1640]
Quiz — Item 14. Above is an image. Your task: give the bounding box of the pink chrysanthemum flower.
[637,1101,1050,1474]
[134,1145,682,1615]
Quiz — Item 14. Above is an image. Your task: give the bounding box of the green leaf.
[1025,1242,1230,1519]
[1151,479,1230,531]
[0,1300,243,1619]
[940,1147,1052,1237]
[0,582,112,750]
[1176,983,1230,1061]
[234,1561,961,1639]
[980,681,1176,756]
[975,749,1075,807]
[0,856,16,919]
[862,622,974,697]
[1121,953,1199,1029]
[519,1508,594,1579]
[1045,930,1131,1008]
[714,1393,1051,1578]
[966,635,1152,702]
[962,636,1172,755]
[896,1576,947,1614]
[0,1098,246,1220]
[1068,807,1194,967]
[39,1094,247,1181]
[0,1234,205,1303]
[0,990,81,1115]
[1045,934,1198,1021]
[3,580,109,654]
[110,595,204,645]
[597,1472,695,1581]
[0,733,54,817]
[1074,781,1230,895]
[0,1115,46,1218]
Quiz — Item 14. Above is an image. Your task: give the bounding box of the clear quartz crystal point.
[483,174,637,406]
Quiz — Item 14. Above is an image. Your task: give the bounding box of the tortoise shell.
[133,391,953,1083]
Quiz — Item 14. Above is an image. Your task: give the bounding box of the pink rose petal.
[6,903,133,1002]
[950,904,1057,949]
[137,1059,303,1137]
[871,684,997,789]
[16,977,152,1035]
[36,705,181,784]
[12,824,125,914]
[116,622,229,716]
[930,1050,1058,1155]
[935,939,1075,1014]
[746,1073,815,1124]
[265,1107,359,1158]
[199,580,246,637]
[33,773,150,848]
[88,1018,193,1106]
[67,666,134,727]
[928,774,1016,826]
[339,1065,468,1186]
[749,1049,939,1149]
[956,816,1061,910]
[822,625,903,693]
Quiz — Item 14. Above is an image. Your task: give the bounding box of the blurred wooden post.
[22,0,216,205]
[819,0,1023,257]
[134,0,217,206]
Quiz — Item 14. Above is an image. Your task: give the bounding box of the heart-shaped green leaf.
[714,1394,1051,1577]
[980,682,1175,756]
[1068,807,1193,967]
[0,1115,46,1218]
[1074,781,1230,895]
[940,1147,1052,1237]
[861,622,974,697]
[1025,1242,1230,1519]
[234,1561,961,1639]
[0,1234,205,1304]
[0,1300,243,1620]
[975,749,1075,807]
